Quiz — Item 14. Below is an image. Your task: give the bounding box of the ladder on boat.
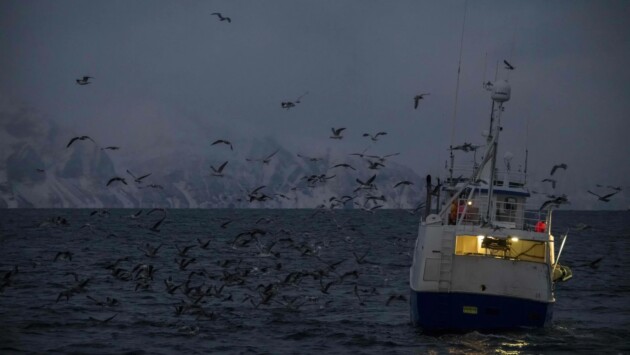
[438,229,455,292]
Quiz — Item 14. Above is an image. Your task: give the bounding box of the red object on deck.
[535,221,546,233]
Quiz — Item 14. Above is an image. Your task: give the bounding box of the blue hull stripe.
[410,290,553,331]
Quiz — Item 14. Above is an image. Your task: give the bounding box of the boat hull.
[410,290,553,332]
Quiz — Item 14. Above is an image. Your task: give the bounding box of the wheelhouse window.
[454,235,546,263]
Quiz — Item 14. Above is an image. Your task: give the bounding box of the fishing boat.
[409,78,572,332]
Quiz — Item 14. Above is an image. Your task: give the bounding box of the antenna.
[449,0,468,149]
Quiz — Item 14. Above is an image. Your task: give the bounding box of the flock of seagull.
[58,71,432,213]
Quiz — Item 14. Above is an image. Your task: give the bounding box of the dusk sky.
[1,0,629,209]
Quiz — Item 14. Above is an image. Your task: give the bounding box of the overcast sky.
[1,0,629,209]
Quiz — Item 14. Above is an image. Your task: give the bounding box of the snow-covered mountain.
[0,106,426,209]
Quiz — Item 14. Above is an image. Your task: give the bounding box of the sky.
[1,0,629,209]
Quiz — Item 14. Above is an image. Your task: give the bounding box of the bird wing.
[66,137,79,148]
[126,169,137,179]
[601,191,619,200]
[265,149,279,160]
[218,161,228,172]
[587,190,601,198]
[366,174,376,185]
[251,185,266,194]
[106,177,119,186]
[136,173,151,181]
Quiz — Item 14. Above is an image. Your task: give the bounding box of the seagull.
[66,136,95,148]
[297,154,323,162]
[357,174,376,187]
[394,180,414,188]
[362,131,387,141]
[542,178,557,189]
[126,169,152,183]
[504,60,515,70]
[331,163,356,171]
[106,177,127,187]
[211,161,228,177]
[147,208,167,232]
[414,93,430,109]
[281,102,296,109]
[587,190,619,202]
[452,142,481,152]
[366,152,400,163]
[247,150,279,164]
[367,160,385,170]
[211,12,231,23]
[138,243,163,258]
[330,127,346,139]
[550,163,567,176]
[539,195,569,211]
[76,76,93,85]
[211,139,233,150]
[101,146,120,151]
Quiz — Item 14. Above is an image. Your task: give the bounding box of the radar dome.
[491,80,511,102]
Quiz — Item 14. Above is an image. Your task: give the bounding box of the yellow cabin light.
[511,237,519,242]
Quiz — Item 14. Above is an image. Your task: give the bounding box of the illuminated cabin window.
[454,235,546,263]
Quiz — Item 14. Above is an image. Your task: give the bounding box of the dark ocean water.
[0,209,628,354]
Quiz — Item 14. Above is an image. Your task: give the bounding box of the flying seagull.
[330,127,346,139]
[211,139,233,150]
[550,163,567,176]
[539,195,569,211]
[101,146,120,151]
[281,101,296,109]
[362,131,387,141]
[587,190,619,202]
[542,178,557,189]
[126,169,152,183]
[66,136,95,148]
[106,177,127,187]
[211,161,228,177]
[211,12,231,22]
[76,76,93,85]
[331,163,356,171]
[247,149,279,164]
[414,93,430,109]
[394,181,414,188]
[504,60,515,70]
[297,154,322,162]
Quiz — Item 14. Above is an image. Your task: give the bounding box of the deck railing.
[452,198,547,232]
[448,165,527,187]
